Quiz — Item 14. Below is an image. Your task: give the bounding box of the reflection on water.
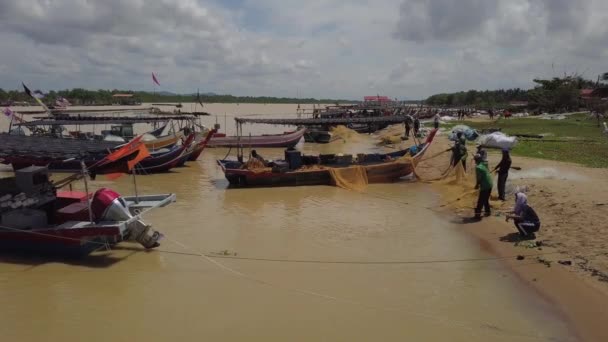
[0,104,575,341]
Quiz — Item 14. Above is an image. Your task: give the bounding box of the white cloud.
[0,0,607,99]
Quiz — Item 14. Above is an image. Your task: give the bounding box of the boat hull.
[0,226,121,257]
[208,128,306,148]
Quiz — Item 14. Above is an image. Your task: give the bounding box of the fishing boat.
[208,128,306,148]
[218,129,437,187]
[0,163,175,256]
[1,133,195,174]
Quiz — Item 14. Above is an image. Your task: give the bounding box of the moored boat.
[208,128,306,148]
[0,165,175,256]
[218,129,437,187]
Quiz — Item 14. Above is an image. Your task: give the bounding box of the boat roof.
[234,115,413,126]
[0,134,119,159]
[15,114,198,127]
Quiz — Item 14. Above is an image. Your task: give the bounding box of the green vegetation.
[426,75,598,112]
[449,114,608,168]
[426,88,528,108]
[0,88,354,105]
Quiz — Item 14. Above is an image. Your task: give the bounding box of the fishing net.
[376,124,405,146]
[243,158,270,173]
[413,157,509,212]
[330,126,362,142]
[329,166,368,191]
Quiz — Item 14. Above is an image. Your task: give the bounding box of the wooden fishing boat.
[218,130,437,187]
[0,166,175,256]
[1,133,195,174]
[208,128,306,148]
[131,134,195,174]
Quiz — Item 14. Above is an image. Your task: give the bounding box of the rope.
[162,236,572,341]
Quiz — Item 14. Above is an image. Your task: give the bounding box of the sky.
[1,0,607,100]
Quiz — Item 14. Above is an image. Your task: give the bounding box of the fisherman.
[492,149,512,201]
[475,144,487,162]
[506,192,540,239]
[413,115,421,137]
[474,154,493,219]
[446,139,468,172]
[404,116,412,139]
[251,149,266,166]
[433,113,440,129]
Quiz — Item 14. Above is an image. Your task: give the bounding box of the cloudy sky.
[1,0,607,99]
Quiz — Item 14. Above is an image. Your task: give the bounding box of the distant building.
[364,96,392,103]
[112,93,140,105]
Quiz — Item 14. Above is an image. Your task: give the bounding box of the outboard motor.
[91,188,163,249]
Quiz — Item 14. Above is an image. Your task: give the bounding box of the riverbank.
[406,127,608,341]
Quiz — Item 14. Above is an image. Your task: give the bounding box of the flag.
[152,72,160,86]
[55,97,71,108]
[22,83,33,97]
[33,90,45,99]
[22,83,48,109]
[127,143,151,170]
[96,136,151,180]
[103,135,144,163]
[3,107,13,118]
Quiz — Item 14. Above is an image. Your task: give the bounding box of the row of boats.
[0,107,437,257]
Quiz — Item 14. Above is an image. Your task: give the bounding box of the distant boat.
[208,128,306,148]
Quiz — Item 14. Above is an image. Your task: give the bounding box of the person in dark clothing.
[506,192,540,239]
[492,149,512,201]
[433,113,440,129]
[474,154,493,219]
[251,150,266,165]
[404,116,412,139]
[446,140,468,172]
[413,116,421,137]
[475,145,487,162]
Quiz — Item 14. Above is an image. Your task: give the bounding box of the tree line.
[0,88,354,106]
[425,74,602,112]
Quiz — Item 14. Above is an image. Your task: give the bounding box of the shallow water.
[0,104,576,341]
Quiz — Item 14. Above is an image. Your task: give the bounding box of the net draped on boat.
[328,166,369,191]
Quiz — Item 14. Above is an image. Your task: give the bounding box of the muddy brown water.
[0,105,576,341]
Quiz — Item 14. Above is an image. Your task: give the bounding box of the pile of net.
[243,158,270,173]
[329,166,368,191]
[331,125,362,142]
[376,124,405,146]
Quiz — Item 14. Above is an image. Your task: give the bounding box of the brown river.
[0,104,576,341]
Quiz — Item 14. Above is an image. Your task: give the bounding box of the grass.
[443,113,608,168]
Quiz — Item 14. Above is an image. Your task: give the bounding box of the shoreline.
[437,208,608,341]
[415,131,608,341]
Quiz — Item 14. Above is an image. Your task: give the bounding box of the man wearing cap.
[474,153,493,219]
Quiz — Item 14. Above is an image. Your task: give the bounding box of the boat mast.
[80,161,95,224]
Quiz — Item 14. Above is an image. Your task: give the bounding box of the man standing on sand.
[403,115,413,139]
[474,154,493,219]
[493,149,512,201]
[413,115,421,137]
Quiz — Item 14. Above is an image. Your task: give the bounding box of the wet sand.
[0,104,597,341]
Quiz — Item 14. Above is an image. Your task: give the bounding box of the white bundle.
[0,194,12,202]
[478,132,518,149]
